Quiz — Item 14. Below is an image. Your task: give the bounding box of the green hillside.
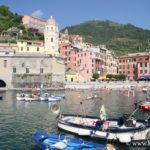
[0,5,44,42]
[62,20,150,56]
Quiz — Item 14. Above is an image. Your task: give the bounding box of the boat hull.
[57,114,150,143]
[32,132,107,150]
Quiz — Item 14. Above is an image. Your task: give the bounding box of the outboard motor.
[124,117,136,127]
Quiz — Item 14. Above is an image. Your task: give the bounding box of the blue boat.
[32,132,112,150]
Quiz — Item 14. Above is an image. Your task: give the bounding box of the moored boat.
[57,113,150,143]
[24,94,39,101]
[32,132,115,150]
[16,93,25,101]
[139,101,150,111]
[48,95,63,102]
[40,93,50,101]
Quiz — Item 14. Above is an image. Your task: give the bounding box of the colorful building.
[22,16,47,33]
[118,52,150,80]
[59,41,117,81]
[17,40,44,53]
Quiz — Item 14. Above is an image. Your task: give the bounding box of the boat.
[32,132,115,150]
[57,113,150,143]
[48,95,63,102]
[138,101,150,111]
[16,93,25,101]
[40,93,50,101]
[24,94,39,101]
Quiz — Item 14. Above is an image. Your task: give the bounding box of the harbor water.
[0,89,149,150]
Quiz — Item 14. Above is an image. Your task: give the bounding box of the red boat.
[139,101,150,111]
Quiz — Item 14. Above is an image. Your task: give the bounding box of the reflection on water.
[0,90,149,150]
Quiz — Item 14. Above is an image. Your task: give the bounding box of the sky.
[0,0,150,30]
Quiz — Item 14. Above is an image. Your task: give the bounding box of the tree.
[92,72,100,80]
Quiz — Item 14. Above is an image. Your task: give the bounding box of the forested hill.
[61,20,150,56]
[0,5,23,32]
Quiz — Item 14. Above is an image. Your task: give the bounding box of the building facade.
[118,52,150,80]
[17,40,44,53]
[22,16,47,33]
[0,53,65,88]
[59,41,117,81]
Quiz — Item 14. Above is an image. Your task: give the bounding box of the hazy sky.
[0,0,150,30]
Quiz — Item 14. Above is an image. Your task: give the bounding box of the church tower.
[44,16,59,56]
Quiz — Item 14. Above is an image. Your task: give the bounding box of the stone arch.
[0,80,6,87]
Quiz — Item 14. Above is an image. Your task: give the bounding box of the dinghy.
[16,93,25,101]
[32,132,115,150]
[57,113,150,143]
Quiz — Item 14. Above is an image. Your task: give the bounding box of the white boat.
[16,93,25,101]
[40,93,50,101]
[57,113,150,143]
[25,94,39,101]
[48,95,63,102]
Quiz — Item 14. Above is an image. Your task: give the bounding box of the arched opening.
[0,80,6,87]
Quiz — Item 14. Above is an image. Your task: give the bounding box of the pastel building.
[118,52,150,80]
[44,16,59,56]
[59,42,117,81]
[17,40,44,53]
[22,16,47,33]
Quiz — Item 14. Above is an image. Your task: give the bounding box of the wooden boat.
[57,113,150,143]
[32,132,115,150]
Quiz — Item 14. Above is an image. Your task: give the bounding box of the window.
[145,63,147,67]
[4,60,7,68]
[127,65,130,69]
[26,68,29,73]
[140,62,142,67]
[37,47,39,51]
[145,70,148,73]
[133,64,136,68]
[140,70,143,74]
[40,68,43,73]
[21,47,23,51]
[51,38,53,42]
[27,47,29,51]
[51,27,53,30]
[13,67,16,73]
[128,71,130,74]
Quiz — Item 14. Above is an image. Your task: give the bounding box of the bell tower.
[44,16,59,56]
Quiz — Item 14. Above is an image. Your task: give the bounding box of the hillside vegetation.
[62,20,150,56]
[0,5,44,42]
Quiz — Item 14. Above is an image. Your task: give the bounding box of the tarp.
[145,75,150,80]
[139,75,150,80]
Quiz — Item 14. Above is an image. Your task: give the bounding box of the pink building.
[118,52,150,80]
[59,43,106,81]
[22,16,47,33]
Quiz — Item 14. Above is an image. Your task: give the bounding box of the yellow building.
[17,40,44,53]
[65,68,85,82]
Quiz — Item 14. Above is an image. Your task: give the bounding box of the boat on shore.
[57,113,150,143]
[32,132,115,150]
